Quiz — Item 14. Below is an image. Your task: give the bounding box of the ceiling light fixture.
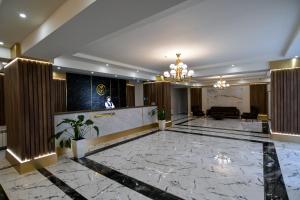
[19,13,27,18]
[106,64,109,67]
[163,53,194,82]
[231,64,235,67]
[57,67,61,70]
[91,72,94,74]
[213,76,230,89]
[295,56,299,58]
[0,41,4,45]
[136,70,139,73]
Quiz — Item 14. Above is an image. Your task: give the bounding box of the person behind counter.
[105,96,115,109]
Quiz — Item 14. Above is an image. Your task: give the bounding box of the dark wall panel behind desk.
[91,76,110,110]
[66,73,127,111]
[67,73,91,111]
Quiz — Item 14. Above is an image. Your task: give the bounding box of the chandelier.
[163,53,194,82]
[213,76,230,89]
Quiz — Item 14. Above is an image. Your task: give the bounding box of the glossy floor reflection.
[0,119,299,200]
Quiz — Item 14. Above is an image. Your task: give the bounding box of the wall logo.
[96,84,106,96]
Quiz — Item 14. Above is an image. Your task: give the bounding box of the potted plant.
[149,108,166,130]
[51,115,99,158]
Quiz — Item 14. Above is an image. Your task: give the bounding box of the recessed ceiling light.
[115,74,118,77]
[295,56,299,58]
[57,67,61,70]
[0,41,4,45]
[136,70,139,73]
[106,64,109,67]
[91,72,94,74]
[231,64,235,67]
[19,13,27,18]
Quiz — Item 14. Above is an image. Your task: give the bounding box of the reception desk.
[54,106,157,146]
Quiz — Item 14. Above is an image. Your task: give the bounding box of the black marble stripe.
[73,157,184,200]
[175,118,199,125]
[263,142,289,200]
[85,130,159,157]
[0,184,9,200]
[166,129,266,144]
[178,123,263,133]
[37,168,87,200]
[175,118,263,133]
[172,126,269,139]
[0,146,7,151]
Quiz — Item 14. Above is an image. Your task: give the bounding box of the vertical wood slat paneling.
[52,80,67,113]
[4,59,54,160]
[271,68,300,135]
[0,74,5,125]
[143,82,171,120]
[126,85,135,107]
[191,88,202,109]
[250,84,268,114]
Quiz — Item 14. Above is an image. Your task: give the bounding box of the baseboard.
[6,150,57,174]
[271,133,300,143]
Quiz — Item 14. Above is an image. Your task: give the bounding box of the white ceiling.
[0,0,66,48]
[76,0,300,73]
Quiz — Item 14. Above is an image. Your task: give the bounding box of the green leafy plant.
[51,115,99,148]
[149,108,166,121]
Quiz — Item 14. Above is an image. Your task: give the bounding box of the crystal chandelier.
[163,53,194,82]
[213,76,230,89]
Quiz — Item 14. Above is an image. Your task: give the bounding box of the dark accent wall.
[250,84,268,114]
[0,75,4,125]
[126,85,135,107]
[66,73,127,111]
[4,59,54,160]
[53,80,67,113]
[191,88,202,112]
[143,82,171,120]
[271,68,300,135]
[67,73,91,111]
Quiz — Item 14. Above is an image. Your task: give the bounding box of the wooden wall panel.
[0,74,4,125]
[53,80,67,112]
[143,82,171,120]
[4,59,54,160]
[250,84,268,114]
[126,85,135,107]
[271,68,300,135]
[191,88,202,108]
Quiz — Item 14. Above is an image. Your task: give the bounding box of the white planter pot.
[158,120,166,130]
[71,139,88,158]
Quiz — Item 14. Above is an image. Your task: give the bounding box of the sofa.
[191,106,205,117]
[241,106,259,120]
[206,106,240,119]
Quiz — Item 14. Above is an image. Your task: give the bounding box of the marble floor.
[0,118,299,200]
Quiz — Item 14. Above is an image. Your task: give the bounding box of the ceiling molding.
[73,53,160,74]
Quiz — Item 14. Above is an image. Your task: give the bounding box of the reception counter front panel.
[54,106,157,145]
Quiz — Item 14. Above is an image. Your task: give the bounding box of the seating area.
[206,106,240,119]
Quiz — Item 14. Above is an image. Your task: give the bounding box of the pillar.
[4,57,57,173]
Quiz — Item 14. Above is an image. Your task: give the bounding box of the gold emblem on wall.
[96,84,106,96]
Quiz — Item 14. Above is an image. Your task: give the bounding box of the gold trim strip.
[94,112,115,118]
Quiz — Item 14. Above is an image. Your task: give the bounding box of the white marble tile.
[88,131,264,200]
[275,141,300,200]
[0,167,71,200]
[46,157,151,200]
[180,117,263,133]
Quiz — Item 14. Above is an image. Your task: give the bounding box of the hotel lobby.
[0,0,300,199]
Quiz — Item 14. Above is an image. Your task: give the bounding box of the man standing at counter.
[105,96,115,109]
